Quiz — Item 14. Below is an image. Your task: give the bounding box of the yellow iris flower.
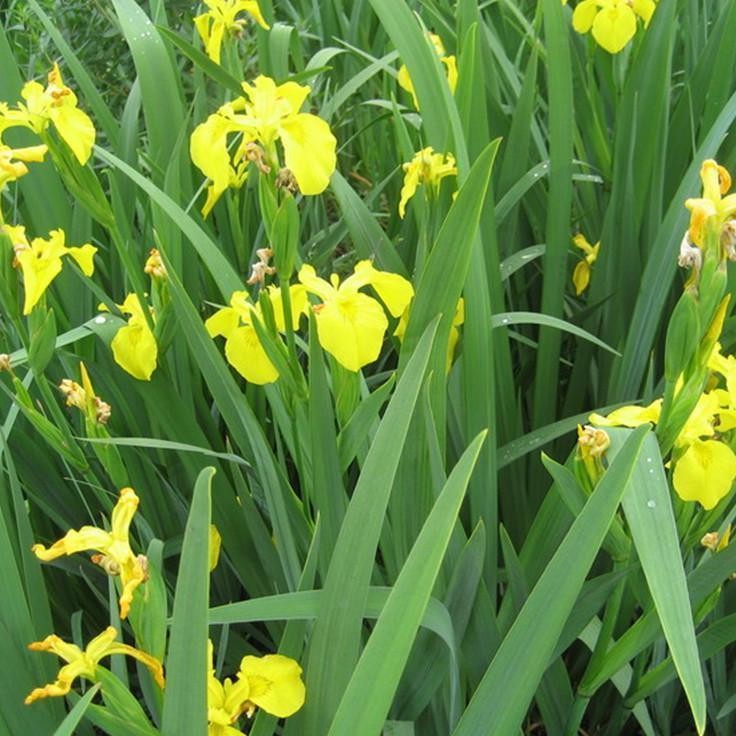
[591,389,736,509]
[31,487,148,619]
[0,141,47,190]
[572,233,600,295]
[190,75,337,216]
[25,626,164,704]
[0,64,96,165]
[195,0,270,65]
[398,147,457,218]
[397,33,458,109]
[107,294,158,381]
[207,641,305,735]
[4,224,96,315]
[298,260,414,372]
[685,159,736,249]
[572,0,657,54]
[206,284,307,385]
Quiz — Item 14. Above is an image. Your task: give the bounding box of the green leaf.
[303,318,439,735]
[451,426,649,736]
[161,467,215,735]
[53,684,101,736]
[327,432,485,736]
[609,428,706,734]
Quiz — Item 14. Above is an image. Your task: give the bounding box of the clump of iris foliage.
[1,0,736,735]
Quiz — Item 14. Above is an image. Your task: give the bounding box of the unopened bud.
[0,353,11,372]
[144,248,167,279]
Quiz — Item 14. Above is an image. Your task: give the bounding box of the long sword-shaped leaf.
[161,467,214,735]
[451,425,649,736]
[303,318,438,735]
[327,432,485,736]
[610,428,706,734]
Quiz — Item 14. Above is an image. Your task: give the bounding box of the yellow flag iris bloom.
[0,64,96,165]
[207,641,305,735]
[25,626,164,704]
[190,75,337,216]
[4,224,96,315]
[298,260,414,372]
[107,294,158,381]
[31,488,148,619]
[0,141,47,190]
[685,159,736,250]
[572,233,600,295]
[397,33,457,109]
[195,0,269,64]
[591,389,736,509]
[206,284,307,385]
[398,147,457,218]
[572,0,657,54]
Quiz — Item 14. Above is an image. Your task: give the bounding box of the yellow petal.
[398,162,421,219]
[442,55,458,93]
[314,291,388,371]
[350,260,414,317]
[279,113,336,195]
[266,284,308,333]
[111,322,158,381]
[49,106,96,165]
[32,526,112,560]
[298,264,336,302]
[572,0,599,33]
[396,65,419,109]
[632,0,656,25]
[224,325,279,384]
[589,399,662,427]
[206,306,242,339]
[591,4,638,54]
[209,525,222,572]
[66,243,97,276]
[190,114,237,216]
[239,654,305,718]
[236,0,270,29]
[673,439,736,510]
[572,260,591,295]
[16,247,62,314]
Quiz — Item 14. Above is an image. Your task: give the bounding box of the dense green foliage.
[1,1,736,735]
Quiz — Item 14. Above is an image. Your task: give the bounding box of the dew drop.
[647,499,656,509]
[95,315,106,324]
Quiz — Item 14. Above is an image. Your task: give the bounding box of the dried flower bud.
[244,141,271,174]
[678,232,702,272]
[275,167,299,194]
[59,379,87,411]
[246,247,276,285]
[0,353,11,372]
[94,397,112,425]
[577,424,610,459]
[701,532,720,551]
